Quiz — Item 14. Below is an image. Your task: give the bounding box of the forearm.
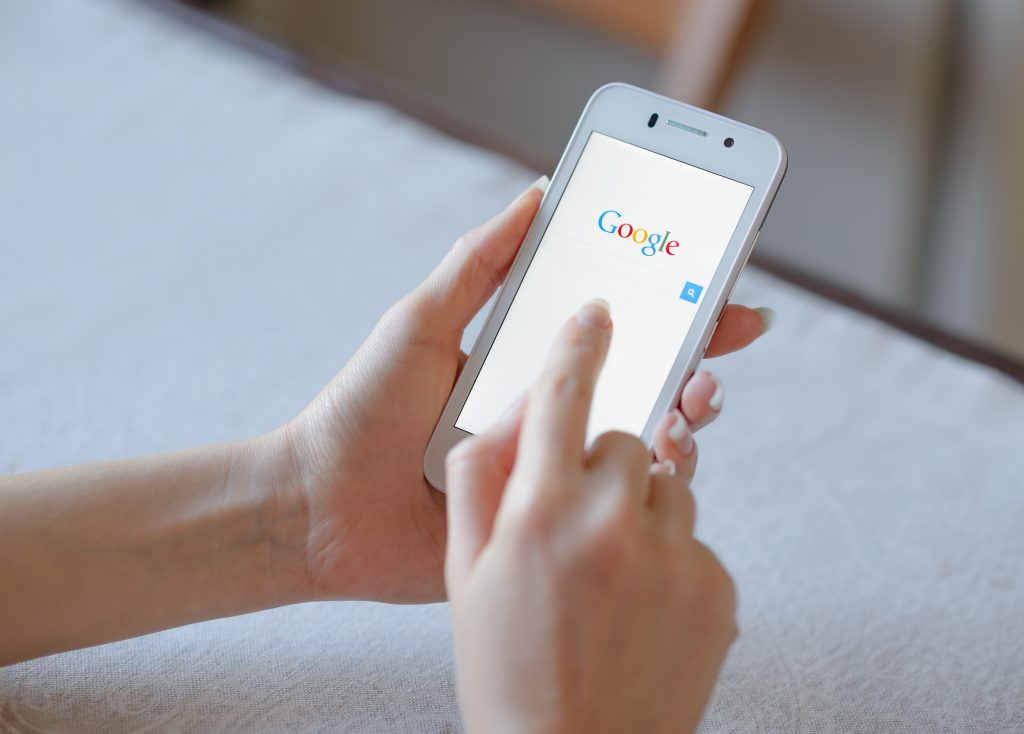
[0,434,309,665]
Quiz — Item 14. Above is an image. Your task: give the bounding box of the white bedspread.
[2,1,1022,732]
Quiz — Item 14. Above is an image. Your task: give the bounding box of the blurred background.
[4,4,1022,730]
[187,0,1024,362]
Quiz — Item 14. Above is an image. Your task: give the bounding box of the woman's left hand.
[272,178,770,603]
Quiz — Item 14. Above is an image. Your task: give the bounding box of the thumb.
[410,177,548,341]
[444,396,526,597]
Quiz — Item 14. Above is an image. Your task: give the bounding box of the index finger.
[514,299,613,482]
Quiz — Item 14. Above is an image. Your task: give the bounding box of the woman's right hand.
[445,299,738,734]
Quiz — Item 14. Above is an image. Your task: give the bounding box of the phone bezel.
[424,82,787,490]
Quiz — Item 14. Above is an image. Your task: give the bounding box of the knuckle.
[381,297,418,332]
[520,493,561,532]
[500,483,564,538]
[600,430,636,446]
[519,495,634,578]
[555,320,606,364]
[536,370,590,405]
[594,492,635,534]
[452,231,477,255]
[565,529,624,579]
[591,431,651,470]
[624,434,652,467]
[447,231,502,292]
[677,446,699,481]
[576,496,638,564]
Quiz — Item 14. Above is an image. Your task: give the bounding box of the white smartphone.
[424,83,786,490]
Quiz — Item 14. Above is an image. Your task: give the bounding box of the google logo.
[598,210,680,257]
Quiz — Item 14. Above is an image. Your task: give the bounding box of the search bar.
[545,230,703,303]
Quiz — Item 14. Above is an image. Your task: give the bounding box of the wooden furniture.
[516,0,768,110]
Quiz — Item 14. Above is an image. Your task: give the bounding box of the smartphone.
[424,83,786,490]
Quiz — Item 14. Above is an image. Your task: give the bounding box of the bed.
[2,1,1022,732]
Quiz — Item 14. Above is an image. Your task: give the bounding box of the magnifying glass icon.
[679,282,704,304]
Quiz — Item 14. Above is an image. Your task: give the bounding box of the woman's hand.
[445,300,737,734]
[0,179,764,665]
[274,177,769,604]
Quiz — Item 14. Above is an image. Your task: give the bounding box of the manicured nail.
[577,298,611,329]
[667,409,695,455]
[707,374,725,412]
[650,459,677,476]
[529,175,550,194]
[755,307,775,333]
[511,176,549,208]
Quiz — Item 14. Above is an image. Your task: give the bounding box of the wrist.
[0,435,315,664]
[223,430,314,608]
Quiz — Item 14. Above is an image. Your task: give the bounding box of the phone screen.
[456,132,753,439]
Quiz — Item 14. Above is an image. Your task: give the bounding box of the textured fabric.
[2,1,1023,732]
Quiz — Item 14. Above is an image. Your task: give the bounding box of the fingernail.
[510,176,549,208]
[667,409,695,456]
[577,298,611,329]
[707,374,725,412]
[755,307,775,333]
[650,459,677,476]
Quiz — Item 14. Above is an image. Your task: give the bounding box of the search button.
[679,282,704,304]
